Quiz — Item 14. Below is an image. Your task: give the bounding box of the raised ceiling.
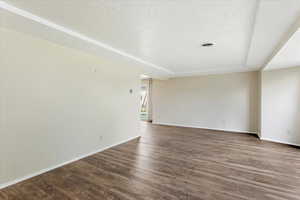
[1,0,300,78]
[247,0,300,71]
[265,28,300,70]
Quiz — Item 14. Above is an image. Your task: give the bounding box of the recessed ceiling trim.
[0,1,173,74]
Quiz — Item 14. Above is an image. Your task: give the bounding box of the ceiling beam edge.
[0,1,173,75]
[244,0,261,68]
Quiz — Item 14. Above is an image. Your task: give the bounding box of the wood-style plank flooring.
[1,122,300,200]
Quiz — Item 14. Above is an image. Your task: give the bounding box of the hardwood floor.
[1,122,300,200]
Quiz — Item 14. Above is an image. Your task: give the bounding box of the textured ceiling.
[1,0,300,77]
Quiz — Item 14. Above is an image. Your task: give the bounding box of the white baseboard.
[153,122,257,135]
[260,137,300,147]
[0,135,141,190]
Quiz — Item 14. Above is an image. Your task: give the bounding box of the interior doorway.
[140,79,152,122]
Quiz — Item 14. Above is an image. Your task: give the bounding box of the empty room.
[1,0,300,199]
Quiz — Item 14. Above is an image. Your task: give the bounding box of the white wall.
[261,67,300,145]
[152,72,259,133]
[0,28,141,187]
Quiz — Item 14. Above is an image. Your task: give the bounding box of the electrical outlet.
[99,136,103,141]
[90,66,97,73]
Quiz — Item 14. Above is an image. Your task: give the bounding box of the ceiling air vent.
[202,43,214,47]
